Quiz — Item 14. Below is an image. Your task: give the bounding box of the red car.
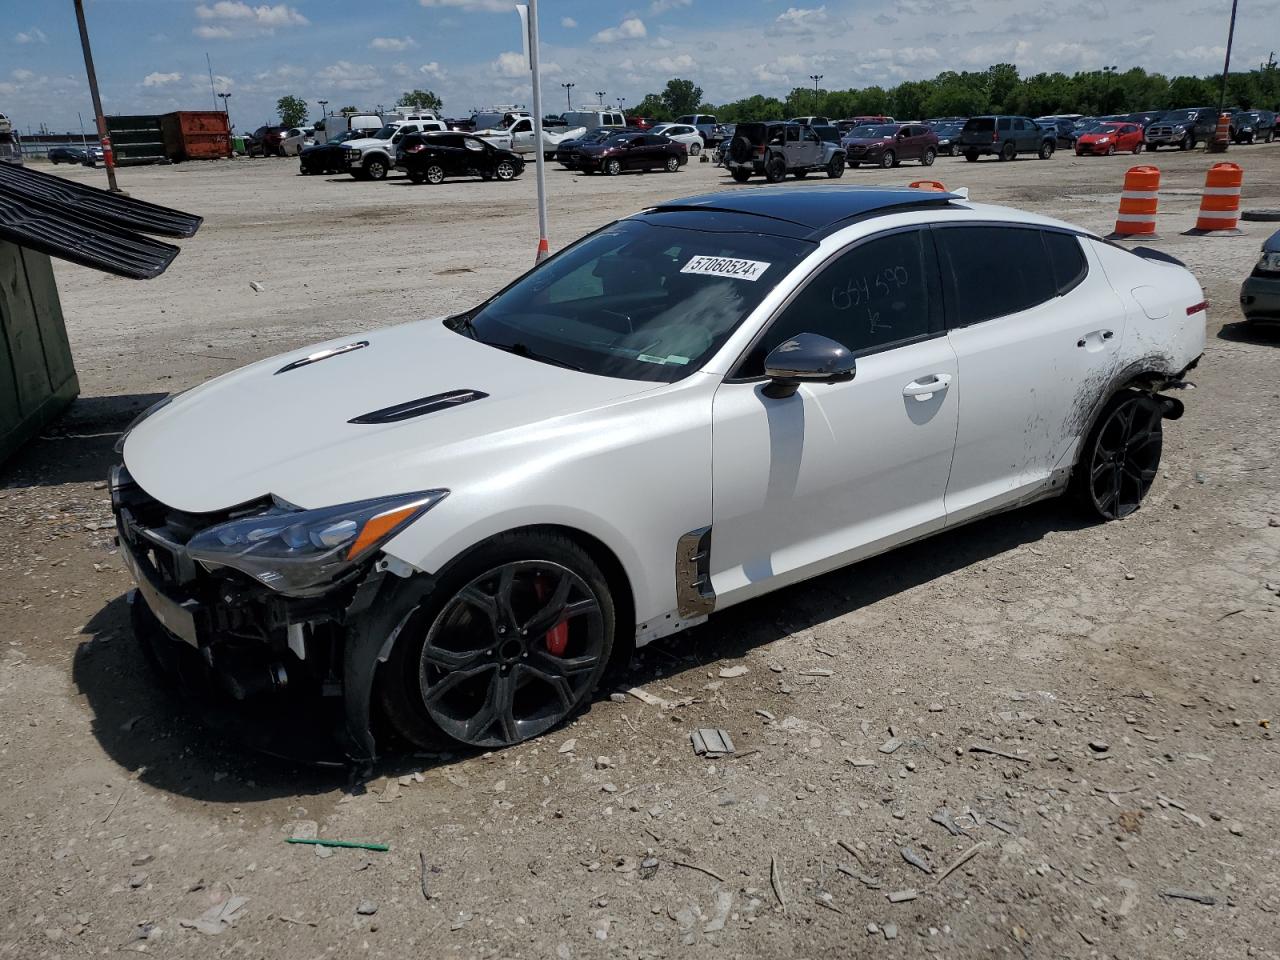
[1075,121,1144,156]
[627,117,658,130]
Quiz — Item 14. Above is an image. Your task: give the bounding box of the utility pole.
[516,1,550,261]
[810,73,823,94]
[1216,0,1239,120]
[594,90,606,104]
[73,0,120,193]
[206,53,218,110]
[561,82,574,111]
[77,111,87,148]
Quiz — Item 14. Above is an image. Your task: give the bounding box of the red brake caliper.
[533,575,569,656]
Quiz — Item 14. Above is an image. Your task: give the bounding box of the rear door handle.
[903,373,952,401]
[1077,329,1115,348]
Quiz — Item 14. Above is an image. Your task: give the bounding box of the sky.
[3,0,1277,134]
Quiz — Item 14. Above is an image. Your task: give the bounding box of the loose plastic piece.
[285,837,390,852]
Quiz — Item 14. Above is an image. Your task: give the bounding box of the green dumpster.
[0,240,79,464]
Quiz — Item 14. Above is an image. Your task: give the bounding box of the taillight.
[992,131,999,142]
[756,145,766,156]
[1186,301,1207,316]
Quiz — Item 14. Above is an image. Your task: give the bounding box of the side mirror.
[762,333,856,399]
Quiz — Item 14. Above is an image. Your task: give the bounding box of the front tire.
[731,168,751,182]
[665,155,680,172]
[1180,132,1194,151]
[1072,391,1164,521]
[826,156,844,178]
[605,158,622,176]
[1038,140,1054,160]
[495,160,517,181]
[964,150,979,162]
[364,157,388,181]
[879,149,896,168]
[375,532,616,751]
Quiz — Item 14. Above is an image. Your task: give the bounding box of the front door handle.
[903,373,952,401]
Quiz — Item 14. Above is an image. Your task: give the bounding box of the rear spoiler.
[1130,246,1186,267]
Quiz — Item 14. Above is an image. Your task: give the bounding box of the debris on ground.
[901,847,932,874]
[285,838,390,852]
[1160,888,1217,906]
[718,665,749,678]
[691,728,735,757]
[178,896,249,935]
[887,889,918,903]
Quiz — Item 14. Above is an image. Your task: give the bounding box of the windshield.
[856,125,898,138]
[452,219,813,383]
[372,124,398,139]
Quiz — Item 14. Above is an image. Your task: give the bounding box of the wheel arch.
[1066,360,1189,479]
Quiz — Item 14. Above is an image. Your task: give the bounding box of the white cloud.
[493,51,529,78]
[561,16,578,28]
[593,17,647,43]
[194,25,234,39]
[370,35,416,51]
[655,53,696,72]
[420,61,447,80]
[315,60,382,91]
[195,2,308,25]
[143,72,184,87]
[775,6,830,32]
[13,68,36,82]
[650,0,692,12]
[15,27,48,44]
[418,0,514,11]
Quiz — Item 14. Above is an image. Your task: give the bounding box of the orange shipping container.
[160,111,231,161]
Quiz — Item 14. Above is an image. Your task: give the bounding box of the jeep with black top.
[724,121,846,183]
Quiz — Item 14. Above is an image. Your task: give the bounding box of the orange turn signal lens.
[346,504,420,560]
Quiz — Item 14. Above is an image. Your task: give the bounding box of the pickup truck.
[472,117,586,159]
[340,119,448,180]
[676,114,724,146]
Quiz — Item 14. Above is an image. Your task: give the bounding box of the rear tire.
[1133,142,1145,154]
[375,531,616,751]
[408,170,426,184]
[1070,391,1164,522]
[999,142,1015,161]
[965,150,979,162]
[689,141,701,156]
[731,169,751,182]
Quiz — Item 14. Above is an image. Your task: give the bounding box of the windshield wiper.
[490,341,583,371]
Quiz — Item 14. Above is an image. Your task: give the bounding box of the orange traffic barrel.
[1106,165,1160,240]
[1207,112,1232,153]
[1184,162,1244,236]
[908,179,947,191]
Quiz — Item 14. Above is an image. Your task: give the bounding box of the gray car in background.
[1241,228,1280,326]
[724,121,846,182]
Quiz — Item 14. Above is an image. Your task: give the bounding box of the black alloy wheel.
[605,158,622,176]
[764,158,786,183]
[1076,392,1164,521]
[826,156,844,178]
[376,532,615,751]
[495,160,517,181]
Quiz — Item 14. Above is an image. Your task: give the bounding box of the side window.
[739,230,938,377]
[934,226,1058,327]
[514,119,532,133]
[786,126,800,142]
[998,117,1012,131]
[463,136,484,152]
[1043,231,1088,295]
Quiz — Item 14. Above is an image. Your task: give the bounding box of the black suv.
[958,116,1055,161]
[1144,108,1218,150]
[1231,109,1276,144]
[396,131,524,184]
[724,121,846,182]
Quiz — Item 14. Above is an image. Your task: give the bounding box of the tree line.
[630,61,1280,124]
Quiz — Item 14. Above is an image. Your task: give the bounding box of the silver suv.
[724,121,846,183]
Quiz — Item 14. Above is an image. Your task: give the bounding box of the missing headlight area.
[109,465,443,760]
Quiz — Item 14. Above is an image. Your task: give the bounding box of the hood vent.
[275,340,369,375]
[349,389,489,424]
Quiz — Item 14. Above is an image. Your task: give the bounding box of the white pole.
[525,0,551,261]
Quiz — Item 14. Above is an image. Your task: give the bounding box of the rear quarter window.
[964,118,995,132]
[1043,231,1088,295]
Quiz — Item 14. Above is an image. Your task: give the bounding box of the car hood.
[843,137,891,146]
[122,318,662,514]
[341,136,393,151]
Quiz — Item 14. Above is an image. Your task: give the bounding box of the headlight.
[186,490,448,595]
[346,147,362,158]
[1097,137,1110,143]
[1258,250,1280,273]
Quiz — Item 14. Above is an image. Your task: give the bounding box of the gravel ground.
[2,144,1279,960]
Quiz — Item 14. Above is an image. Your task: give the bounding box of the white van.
[563,108,627,130]
[318,114,383,143]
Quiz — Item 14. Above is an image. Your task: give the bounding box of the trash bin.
[0,239,79,463]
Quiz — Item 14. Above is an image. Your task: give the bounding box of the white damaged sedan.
[113,185,1205,760]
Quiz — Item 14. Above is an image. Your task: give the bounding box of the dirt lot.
[3,145,1280,960]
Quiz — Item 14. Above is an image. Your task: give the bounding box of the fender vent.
[349,389,489,424]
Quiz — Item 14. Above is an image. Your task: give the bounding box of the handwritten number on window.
[831,266,908,311]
